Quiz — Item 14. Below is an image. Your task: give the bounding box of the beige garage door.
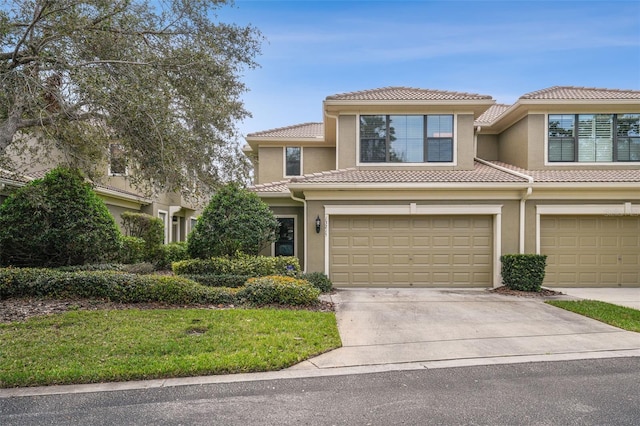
[541,216,640,287]
[329,215,492,287]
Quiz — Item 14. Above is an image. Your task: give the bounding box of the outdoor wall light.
[315,215,321,233]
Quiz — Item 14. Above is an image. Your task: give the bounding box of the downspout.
[289,192,308,273]
[324,110,339,170]
[475,158,534,253]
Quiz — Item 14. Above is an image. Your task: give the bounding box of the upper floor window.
[285,146,301,176]
[360,115,454,163]
[548,114,640,162]
[109,143,127,175]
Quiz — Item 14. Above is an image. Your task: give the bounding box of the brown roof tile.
[490,161,640,183]
[475,104,510,125]
[326,86,493,101]
[289,162,528,184]
[249,180,291,193]
[247,122,323,138]
[521,86,640,100]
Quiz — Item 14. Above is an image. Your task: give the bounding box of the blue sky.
[217,0,640,137]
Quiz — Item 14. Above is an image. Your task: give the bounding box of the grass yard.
[546,300,640,333]
[0,308,341,388]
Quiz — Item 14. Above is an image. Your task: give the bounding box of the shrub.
[119,236,146,264]
[0,267,237,304]
[501,254,548,292]
[120,212,164,261]
[238,275,320,306]
[0,167,121,267]
[154,242,189,270]
[183,274,250,288]
[122,262,156,275]
[300,272,333,293]
[173,255,301,277]
[187,183,279,258]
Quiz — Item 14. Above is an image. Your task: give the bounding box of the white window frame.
[283,146,303,177]
[544,113,640,166]
[272,215,297,258]
[158,210,169,244]
[356,114,458,167]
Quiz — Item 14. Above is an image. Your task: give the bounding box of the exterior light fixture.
[315,215,321,233]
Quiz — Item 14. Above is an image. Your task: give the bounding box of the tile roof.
[520,86,640,100]
[247,122,323,138]
[490,161,640,183]
[288,161,528,184]
[249,180,291,193]
[326,86,493,101]
[0,168,28,184]
[475,104,510,125]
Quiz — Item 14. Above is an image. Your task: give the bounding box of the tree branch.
[11,1,51,65]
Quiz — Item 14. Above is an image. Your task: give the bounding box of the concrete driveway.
[295,288,640,370]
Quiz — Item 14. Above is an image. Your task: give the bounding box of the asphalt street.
[2,357,639,425]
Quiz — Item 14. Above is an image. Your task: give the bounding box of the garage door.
[329,215,492,287]
[541,216,640,287]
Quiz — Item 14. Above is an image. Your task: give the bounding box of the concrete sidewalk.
[553,287,640,310]
[292,288,640,370]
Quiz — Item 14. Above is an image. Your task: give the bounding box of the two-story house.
[0,142,200,244]
[245,86,640,288]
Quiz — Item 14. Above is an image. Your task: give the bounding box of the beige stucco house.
[0,145,200,244]
[245,86,640,288]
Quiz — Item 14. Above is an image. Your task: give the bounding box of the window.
[109,144,127,175]
[274,217,295,256]
[548,114,640,162]
[285,147,301,176]
[158,210,168,244]
[360,115,454,163]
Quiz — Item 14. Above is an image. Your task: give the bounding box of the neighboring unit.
[245,86,640,288]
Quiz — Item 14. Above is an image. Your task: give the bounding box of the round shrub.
[238,275,320,306]
[119,236,146,264]
[187,183,279,259]
[501,254,548,292]
[155,242,189,270]
[300,272,333,293]
[0,167,121,267]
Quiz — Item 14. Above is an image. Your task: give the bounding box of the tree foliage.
[0,0,262,196]
[187,183,279,258]
[0,167,122,267]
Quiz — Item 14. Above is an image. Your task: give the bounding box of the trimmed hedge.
[155,242,189,270]
[119,236,146,264]
[238,275,320,306]
[501,254,548,292]
[183,274,250,288]
[0,268,237,304]
[300,272,333,293]
[173,255,300,277]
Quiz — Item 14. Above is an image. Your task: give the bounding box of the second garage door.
[541,215,640,287]
[329,215,492,287]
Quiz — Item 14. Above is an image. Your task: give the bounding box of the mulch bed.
[0,298,335,324]
[490,286,564,298]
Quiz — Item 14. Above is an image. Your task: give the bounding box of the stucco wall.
[477,134,499,160]
[257,147,283,184]
[337,115,357,169]
[498,116,529,169]
[456,114,475,170]
[304,147,336,174]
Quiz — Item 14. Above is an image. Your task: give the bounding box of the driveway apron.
[302,288,640,369]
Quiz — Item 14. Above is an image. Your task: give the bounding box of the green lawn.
[546,300,640,332]
[0,308,341,388]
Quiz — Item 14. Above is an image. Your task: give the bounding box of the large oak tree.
[0,0,261,196]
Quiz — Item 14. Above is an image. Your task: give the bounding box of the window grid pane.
[285,147,301,176]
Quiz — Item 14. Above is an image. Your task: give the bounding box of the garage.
[540,215,640,287]
[329,215,493,287]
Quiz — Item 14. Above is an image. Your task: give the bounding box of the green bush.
[155,242,189,270]
[173,255,300,277]
[119,236,146,264]
[57,264,126,272]
[238,275,320,306]
[501,254,548,292]
[300,272,333,293]
[120,212,164,261]
[183,274,250,288]
[187,183,279,258]
[0,267,237,304]
[0,167,121,267]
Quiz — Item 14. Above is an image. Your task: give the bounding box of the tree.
[0,1,262,196]
[187,183,279,258]
[0,167,122,267]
